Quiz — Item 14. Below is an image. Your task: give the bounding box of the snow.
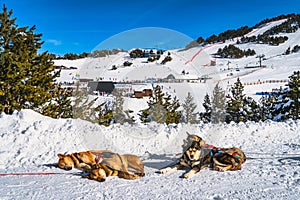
[245,19,288,38]
[1,18,300,199]
[0,110,300,199]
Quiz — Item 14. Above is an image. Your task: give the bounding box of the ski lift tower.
[256,54,265,68]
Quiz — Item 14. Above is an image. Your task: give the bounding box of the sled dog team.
[57,134,246,182]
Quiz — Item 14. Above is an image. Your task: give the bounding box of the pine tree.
[72,83,98,122]
[259,95,277,121]
[226,78,246,123]
[243,96,260,122]
[165,95,181,124]
[181,92,197,123]
[211,83,226,123]
[96,103,114,126]
[288,71,300,119]
[112,90,134,124]
[139,85,180,124]
[272,71,300,121]
[0,5,59,114]
[144,85,166,123]
[41,85,72,118]
[200,93,211,123]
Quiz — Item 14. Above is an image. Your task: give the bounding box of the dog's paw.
[215,166,226,172]
[159,167,171,174]
[159,169,167,174]
[97,178,106,182]
[132,174,141,179]
[183,172,193,179]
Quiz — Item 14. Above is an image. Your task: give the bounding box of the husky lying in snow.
[57,150,145,182]
[159,134,246,178]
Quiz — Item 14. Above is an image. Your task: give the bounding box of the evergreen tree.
[226,78,246,123]
[272,71,300,121]
[139,85,180,124]
[96,103,113,126]
[165,95,181,124]
[112,90,125,123]
[112,90,135,124]
[259,95,277,121]
[72,82,98,122]
[139,85,165,123]
[41,85,72,118]
[0,5,59,114]
[181,92,197,123]
[147,85,166,123]
[288,71,300,119]
[200,93,211,123]
[211,83,226,123]
[243,96,260,122]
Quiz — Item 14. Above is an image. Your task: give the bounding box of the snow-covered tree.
[139,85,181,124]
[96,90,135,126]
[226,78,246,123]
[259,95,277,121]
[139,85,165,123]
[181,92,198,124]
[72,83,99,122]
[211,83,226,123]
[243,96,260,122]
[96,103,114,127]
[112,90,135,124]
[272,71,300,121]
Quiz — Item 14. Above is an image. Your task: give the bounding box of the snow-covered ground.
[0,110,299,199]
[1,18,300,199]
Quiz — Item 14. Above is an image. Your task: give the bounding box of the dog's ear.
[57,153,64,158]
[199,139,205,147]
[186,131,191,136]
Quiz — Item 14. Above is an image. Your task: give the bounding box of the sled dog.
[57,150,145,181]
[159,141,246,178]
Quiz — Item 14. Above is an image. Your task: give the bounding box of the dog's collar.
[203,144,217,149]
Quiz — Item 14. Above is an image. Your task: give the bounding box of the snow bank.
[0,110,299,199]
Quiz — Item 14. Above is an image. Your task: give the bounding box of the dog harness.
[206,146,240,161]
[231,152,240,160]
[92,152,103,163]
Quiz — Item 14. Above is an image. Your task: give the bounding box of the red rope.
[0,172,57,176]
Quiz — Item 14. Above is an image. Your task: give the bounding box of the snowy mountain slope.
[245,19,288,37]
[54,17,298,87]
[0,110,299,199]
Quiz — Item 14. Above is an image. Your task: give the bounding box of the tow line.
[0,172,65,176]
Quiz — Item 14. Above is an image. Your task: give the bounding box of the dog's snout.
[65,166,72,170]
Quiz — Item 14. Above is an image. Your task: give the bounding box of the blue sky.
[3,0,300,55]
